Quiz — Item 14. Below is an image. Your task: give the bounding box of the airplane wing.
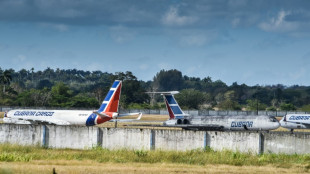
[109,113,143,122]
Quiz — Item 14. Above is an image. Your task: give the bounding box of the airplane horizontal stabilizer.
[109,113,143,122]
[146,91,179,95]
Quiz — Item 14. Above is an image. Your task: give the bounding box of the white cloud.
[179,34,207,46]
[39,23,69,32]
[17,54,26,61]
[85,62,102,71]
[162,6,197,27]
[175,30,218,47]
[139,64,149,70]
[289,67,306,80]
[158,62,171,70]
[12,54,36,70]
[231,18,240,27]
[259,10,297,33]
[109,25,135,43]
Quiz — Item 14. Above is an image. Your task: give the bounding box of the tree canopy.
[0,67,309,111]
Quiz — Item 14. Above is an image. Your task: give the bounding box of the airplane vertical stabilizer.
[147,91,186,120]
[162,92,186,119]
[87,80,122,126]
[98,80,122,113]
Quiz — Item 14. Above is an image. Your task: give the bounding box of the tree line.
[0,68,310,111]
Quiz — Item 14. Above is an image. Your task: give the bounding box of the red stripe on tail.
[105,82,122,113]
[165,99,175,120]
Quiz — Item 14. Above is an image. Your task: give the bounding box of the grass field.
[1,161,309,174]
[0,144,310,174]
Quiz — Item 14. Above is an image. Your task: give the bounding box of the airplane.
[3,80,142,126]
[279,114,310,132]
[146,91,280,131]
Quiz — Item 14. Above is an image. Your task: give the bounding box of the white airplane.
[148,91,280,131]
[3,80,142,126]
[280,114,310,132]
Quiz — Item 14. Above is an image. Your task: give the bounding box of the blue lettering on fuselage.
[14,111,54,117]
[289,116,310,121]
[231,121,253,128]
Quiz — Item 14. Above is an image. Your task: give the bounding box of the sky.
[1,0,310,86]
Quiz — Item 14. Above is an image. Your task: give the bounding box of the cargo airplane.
[280,114,310,132]
[3,80,142,126]
[147,91,280,131]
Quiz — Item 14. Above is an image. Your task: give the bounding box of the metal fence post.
[42,125,49,148]
[150,130,155,150]
[259,132,264,155]
[204,132,210,149]
[97,128,103,147]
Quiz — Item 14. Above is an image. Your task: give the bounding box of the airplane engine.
[183,119,190,124]
[177,119,183,124]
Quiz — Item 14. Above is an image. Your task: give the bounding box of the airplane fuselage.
[3,109,109,126]
[280,114,310,130]
[164,115,280,131]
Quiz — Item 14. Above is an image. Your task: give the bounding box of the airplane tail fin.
[97,80,122,113]
[90,80,136,126]
[147,91,186,119]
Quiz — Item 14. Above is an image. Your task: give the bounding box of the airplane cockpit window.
[269,117,278,122]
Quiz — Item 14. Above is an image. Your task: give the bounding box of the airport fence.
[1,106,309,117]
[119,109,310,117]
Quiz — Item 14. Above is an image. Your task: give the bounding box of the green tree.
[175,89,206,109]
[37,79,53,89]
[121,80,150,107]
[152,69,183,91]
[266,106,277,111]
[280,103,296,111]
[17,88,51,107]
[68,95,99,108]
[0,70,12,93]
[50,82,72,107]
[218,99,241,110]
[246,99,267,111]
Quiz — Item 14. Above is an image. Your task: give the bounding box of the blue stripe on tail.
[165,95,177,104]
[112,81,120,88]
[104,90,114,101]
[98,104,107,113]
[171,106,183,114]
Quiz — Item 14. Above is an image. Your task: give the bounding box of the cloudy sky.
[1,0,310,86]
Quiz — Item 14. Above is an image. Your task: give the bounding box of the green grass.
[0,144,310,170]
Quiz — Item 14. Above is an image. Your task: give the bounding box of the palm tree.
[31,67,34,82]
[0,70,12,93]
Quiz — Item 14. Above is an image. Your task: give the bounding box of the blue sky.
[1,0,310,86]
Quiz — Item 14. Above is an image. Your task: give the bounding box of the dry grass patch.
[0,161,309,174]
